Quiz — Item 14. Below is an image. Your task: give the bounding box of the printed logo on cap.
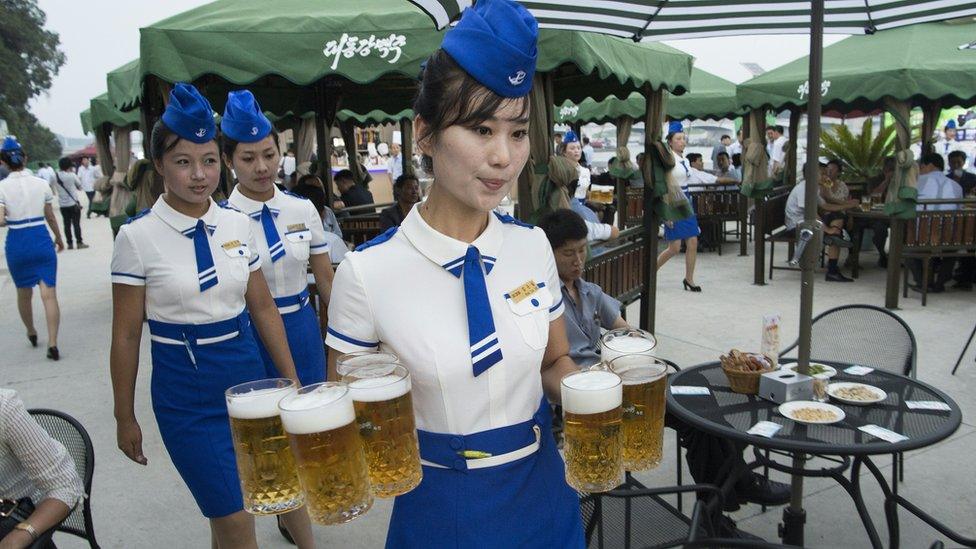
[508,71,527,86]
[196,128,207,138]
[251,127,259,136]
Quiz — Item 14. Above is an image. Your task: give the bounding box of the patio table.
[845,208,904,309]
[666,360,963,548]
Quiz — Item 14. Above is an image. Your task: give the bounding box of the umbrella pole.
[783,0,824,545]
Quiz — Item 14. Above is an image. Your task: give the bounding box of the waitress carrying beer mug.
[325,0,585,546]
[108,83,312,548]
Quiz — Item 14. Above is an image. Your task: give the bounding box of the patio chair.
[28,409,100,549]
[779,304,917,486]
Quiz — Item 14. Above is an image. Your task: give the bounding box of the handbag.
[54,174,83,213]
[0,497,35,539]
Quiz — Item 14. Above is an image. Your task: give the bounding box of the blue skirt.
[254,291,326,385]
[663,189,700,242]
[148,312,268,518]
[5,225,56,288]
[385,400,584,548]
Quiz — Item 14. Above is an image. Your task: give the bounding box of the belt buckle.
[0,498,20,518]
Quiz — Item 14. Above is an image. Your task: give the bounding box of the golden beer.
[600,328,657,365]
[561,370,623,493]
[278,383,373,525]
[609,355,668,471]
[225,379,304,515]
[344,365,423,498]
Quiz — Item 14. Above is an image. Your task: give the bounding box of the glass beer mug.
[560,369,624,493]
[608,355,669,471]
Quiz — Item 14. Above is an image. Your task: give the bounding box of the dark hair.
[770,125,785,134]
[150,119,184,161]
[583,137,590,145]
[296,174,323,189]
[413,49,530,175]
[717,151,730,160]
[666,131,684,144]
[58,157,74,171]
[538,209,588,249]
[947,150,967,162]
[334,169,354,183]
[221,131,280,160]
[394,173,419,190]
[721,134,731,141]
[921,152,944,171]
[686,153,703,164]
[732,153,742,168]
[827,159,843,172]
[290,181,326,213]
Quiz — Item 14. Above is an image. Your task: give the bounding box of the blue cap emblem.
[221,89,273,143]
[441,0,538,98]
[945,119,956,130]
[562,130,580,144]
[161,83,216,144]
[668,121,685,135]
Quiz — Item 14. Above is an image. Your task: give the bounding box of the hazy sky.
[29,1,844,138]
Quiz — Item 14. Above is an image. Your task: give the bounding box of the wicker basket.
[721,363,775,395]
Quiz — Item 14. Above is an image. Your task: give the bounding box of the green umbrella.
[556,67,740,125]
[737,20,976,112]
[107,59,142,112]
[90,93,140,131]
[80,108,93,135]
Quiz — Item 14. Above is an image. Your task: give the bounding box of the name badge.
[287,223,308,232]
[221,240,242,250]
[507,279,538,304]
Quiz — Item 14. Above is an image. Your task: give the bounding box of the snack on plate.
[720,349,772,372]
[834,385,879,401]
[792,407,838,422]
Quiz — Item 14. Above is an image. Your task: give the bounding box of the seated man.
[685,153,739,186]
[538,209,790,539]
[946,151,976,289]
[785,171,857,282]
[379,174,422,230]
[332,168,375,212]
[711,151,741,183]
[910,153,964,292]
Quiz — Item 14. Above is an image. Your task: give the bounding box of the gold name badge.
[508,279,538,304]
[221,240,242,250]
[287,223,307,232]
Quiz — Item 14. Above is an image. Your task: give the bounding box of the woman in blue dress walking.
[656,122,703,291]
[0,136,66,360]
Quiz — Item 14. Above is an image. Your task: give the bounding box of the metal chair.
[28,409,100,549]
[779,304,917,486]
[951,322,975,375]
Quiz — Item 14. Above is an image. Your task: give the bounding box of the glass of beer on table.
[608,355,668,471]
[278,382,373,525]
[601,328,657,365]
[225,378,304,515]
[561,369,624,493]
[341,361,423,498]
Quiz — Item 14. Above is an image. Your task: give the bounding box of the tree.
[819,118,896,182]
[0,0,65,160]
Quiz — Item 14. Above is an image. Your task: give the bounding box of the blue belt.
[273,289,310,312]
[148,311,251,345]
[418,399,550,472]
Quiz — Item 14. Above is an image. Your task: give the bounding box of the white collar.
[152,196,219,237]
[228,185,281,217]
[399,206,504,277]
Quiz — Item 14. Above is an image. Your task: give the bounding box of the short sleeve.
[43,183,55,205]
[597,289,623,329]
[111,226,146,285]
[246,223,262,272]
[325,256,379,353]
[585,220,612,242]
[542,237,564,321]
[0,185,6,207]
[306,201,329,255]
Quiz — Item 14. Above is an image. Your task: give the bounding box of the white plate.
[778,401,846,424]
[827,382,886,406]
[781,362,837,379]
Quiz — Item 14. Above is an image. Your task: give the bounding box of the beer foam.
[561,370,623,415]
[227,387,292,419]
[602,335,656,362]
[347,375,410,402]
[279,385,355,435]
[610,356,667,385]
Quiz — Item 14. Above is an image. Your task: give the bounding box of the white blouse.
[327,208,564,435]
[110,197,261,324]
[0,171,55,228]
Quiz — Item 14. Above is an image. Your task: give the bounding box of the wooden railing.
[583,226,646,315]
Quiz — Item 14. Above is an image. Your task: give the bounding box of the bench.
[900,201,976,306]
[339,214,384,248]
[687,185,746,255]
[583,226,645,319]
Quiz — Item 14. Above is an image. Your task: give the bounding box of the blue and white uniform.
[0,170,57,288]
[664,149,701,241]
[327,209,584,547]
[112,196,265,518]
[227,186,328,384]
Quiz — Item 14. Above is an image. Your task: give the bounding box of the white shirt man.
[36,163,55,186]
[76,160,100,193]
[766,127,787,178]
[934,127,964,171]
[582,139,595,167]
[387,143,404,182]
[917,158,963,212]
[784,181,825,230]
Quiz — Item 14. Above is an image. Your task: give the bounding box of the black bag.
[54,174,82,213]
[0,497,35,539]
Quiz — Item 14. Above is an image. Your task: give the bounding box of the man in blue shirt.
[539,209,790,538]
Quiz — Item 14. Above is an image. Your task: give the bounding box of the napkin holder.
[758,370,813,404]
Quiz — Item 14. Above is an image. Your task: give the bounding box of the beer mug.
[561,369,624,493]
[608,355,668,471]
[278,382,373,525]
[600,328,657,365]
[225,378,304,515]
[336,350,401,377]
[343,363,423,498]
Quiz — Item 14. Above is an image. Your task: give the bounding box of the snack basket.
[720,351,775,395]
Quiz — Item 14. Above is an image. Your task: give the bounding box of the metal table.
[845,208,903,310]
[666,361,964,548]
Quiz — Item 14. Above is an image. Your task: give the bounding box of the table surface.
[666,361,962,456]
[847,207,890,220]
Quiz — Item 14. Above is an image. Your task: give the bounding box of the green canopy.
[139,0,692,116]
[556,67,739,124]
[80,109,93,135]
[107,59,142,112]
[737,20,976,112]
[89,93,140,131]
